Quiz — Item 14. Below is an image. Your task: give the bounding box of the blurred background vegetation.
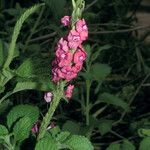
[0,0,150,149]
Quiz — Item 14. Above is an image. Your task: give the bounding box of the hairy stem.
[23,6,45,52]
[37,83,64,140]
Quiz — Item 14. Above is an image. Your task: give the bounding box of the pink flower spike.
[61,16,71,26]
[44,92,53,103]
[65,84,74,99]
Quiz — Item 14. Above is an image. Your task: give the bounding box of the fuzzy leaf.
[106,143,120,150]
[139,137,150,150]
[91,63,111,81]
[7,104,39,129]
[16,58,36,78]
[121,140,135,150]
[98,120,113,135]
[35,136,58,150]
[4,4,43,68]
[99,92,129,111]
[62,121,81,135]
[13,117,32,142]
[56,131,71,143]
[0,125,8,136]
[65,135,94,150]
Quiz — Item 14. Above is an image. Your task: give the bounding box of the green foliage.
[0,125,8,136]
[106,143,120,150]
[64,135,94,150]
[62,121,81,135]
[16,58,36,78]
[138,128,150,137]
[98,119,113,135]
[13,117,32,142]
[99,92,129,111]
[121,140,136,150]
[139,137,150,150]
[0,0,149,149]
[4,4,43,68]
[35,136,58,150]
[91,63,111,82]
[7,104,39,129]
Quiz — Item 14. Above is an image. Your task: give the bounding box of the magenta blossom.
[57,38,69,52]
[73,46,87,64]
[31,122,40,134]
[67,30,82,49]
[52,17,88,84]
[76,19,88,41]
[44,92,53,103]
[61,16,71,26]
[65,84,74,99]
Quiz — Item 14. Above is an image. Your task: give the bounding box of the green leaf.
[16,58,36,78]
[91,45,112,62]
[35,137,58,150]
[13,80,54,92]
[7,104,39,129]
[50,126,61,138]
[0,69,14,87]
[56,131,71,143]
[106,143,120,150]
[0,99,12,115]
[138,128,150,137]
[4,4,44,68]
[99,92,129,111]
[0,39,5,66]
[139,137,150,150]
[121,140,135,150]
[91,63,111,82]
[84,44,91,63]
[0,80,54,104]
[65,135,94,150]
[98,119,113,135]
[13,117,32,142]
[0,125,8,136]
[62,121,81,135]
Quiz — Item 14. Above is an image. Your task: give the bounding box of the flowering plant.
[0,0,94,150]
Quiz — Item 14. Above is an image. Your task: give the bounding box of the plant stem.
[85,79,91,126]
[37,83,64,140]
[23,6,45,52]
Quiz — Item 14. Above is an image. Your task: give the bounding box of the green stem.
[37,83,64,140]
[23,6,45,53]
[4,135,15,150]
[85,79,91,126]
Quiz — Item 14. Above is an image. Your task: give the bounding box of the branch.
[89,25,150,34]
[29,31,57,43]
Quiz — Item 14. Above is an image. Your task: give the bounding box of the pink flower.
[52,68,60,82]
[73,46,87,65]
[52,17,88,83]
[55,50,73,67]
[65,84,74,98]
[67,30,82,49]
[57,38,69,52]
[47,122,55,130]
[31,122,40,134]
[76,19,88,41]
[44,92,53,103]
[61,16,71,26]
